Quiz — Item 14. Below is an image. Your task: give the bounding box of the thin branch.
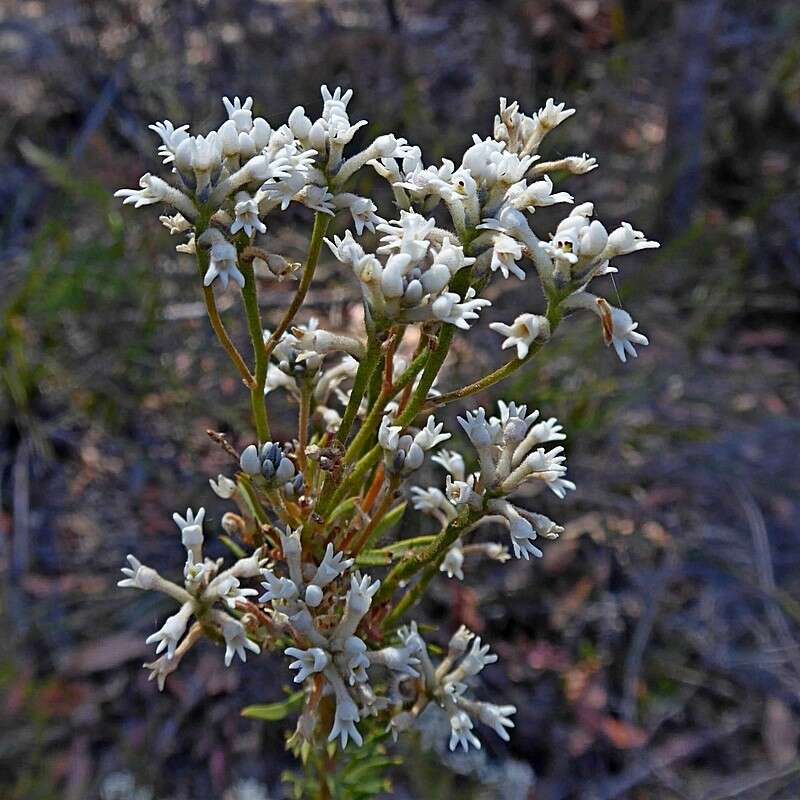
[263,212,331,360]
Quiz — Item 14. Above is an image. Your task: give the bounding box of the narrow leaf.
[241,690,304,721]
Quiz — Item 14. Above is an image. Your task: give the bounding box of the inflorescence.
[115,86,658,759]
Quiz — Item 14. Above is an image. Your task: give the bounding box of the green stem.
[263,212,331,360]
[383,561,439,626]
[324,444,381,518]
[194,240,254,388]
[349,476,400,554]
[342,345,430,467]
[297,380,312,472]
[424,300,564,411]
[373,534,436,553]
[239,259,271,442]
[395,323,455,426]
[337,331,381,443]
[376,508,480,607]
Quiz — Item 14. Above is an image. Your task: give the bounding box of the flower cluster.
[115,84,660,783]
[412,401,569,565]
[326,215,489,331]
[388,624,515,752]
[118,507,266,688]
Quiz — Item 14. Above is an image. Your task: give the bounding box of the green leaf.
[329,495,358,525]
[356,550,393,566]
[218,535,246,560]
[241,690,304,721]
[361,501,407,550]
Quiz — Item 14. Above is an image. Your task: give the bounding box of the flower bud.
[240,444,261,475]
[221,512,245,537]
[288,106,313,139]
[305,584,324,607]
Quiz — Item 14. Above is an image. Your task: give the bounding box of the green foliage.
[366,501,407,546]
[1,148,164,433]
[241,690,305,721]
[283,730,400,800]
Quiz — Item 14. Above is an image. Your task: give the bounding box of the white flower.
[173,507,205,560]
[602,302,649,362]
[430,288,491,330]
[472,702,516,741]
[508,175,573,211]
[506,513,543,560]
[285,646,329,683]
[369,642,421,678]
[239,444,261,474]
[605,221,660,258]
[528,417,565,445]
[440,541,464,580]
[118,554,160,590]
[222,95,254,132]
[431,449,466,481]
[563,153,598,174]
[460,636,497,676]
[259,569,299,603]
[288,105,313,139]
[523,510,564,539]
[159,213,191,235]
[489,233,525,280]
[544,205,609,275]
[489,313,550,359]
[432,237,476,275]
[311,543,354,589]
[378,415,402,452]
[410,486,456,518]
[547,476,577,499]
[146,602,193,660]
[333,193,385,235]
[209,474,237,499]
[328,691,363,749]
[345,572,381,617]
[219,615,260,666]
[149,119,190,163]
[296,183,335,215]
[213,574,258,609]
[396,620,426,654]
[449,709,481,752]
[535,97,576,131]
[174,132,223,181]
[202,237,246,290]
[143,654,180,693]
[341,636,370,685]
[413,416,451,451]
[231,192,266,237]
[457,407,497,448]
[259,171,308,210]
[325,230,365,266]
[445,474,480,508]
[183,551,206,585]
[377,211,435,261]
[491,401,538,455]
[521,445,567,480]
[448,625,475,657]
[330,572,381,645]
[461,135,535,187]
[114,173,165,208]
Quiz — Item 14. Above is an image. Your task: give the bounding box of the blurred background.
[1,1,800,798]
